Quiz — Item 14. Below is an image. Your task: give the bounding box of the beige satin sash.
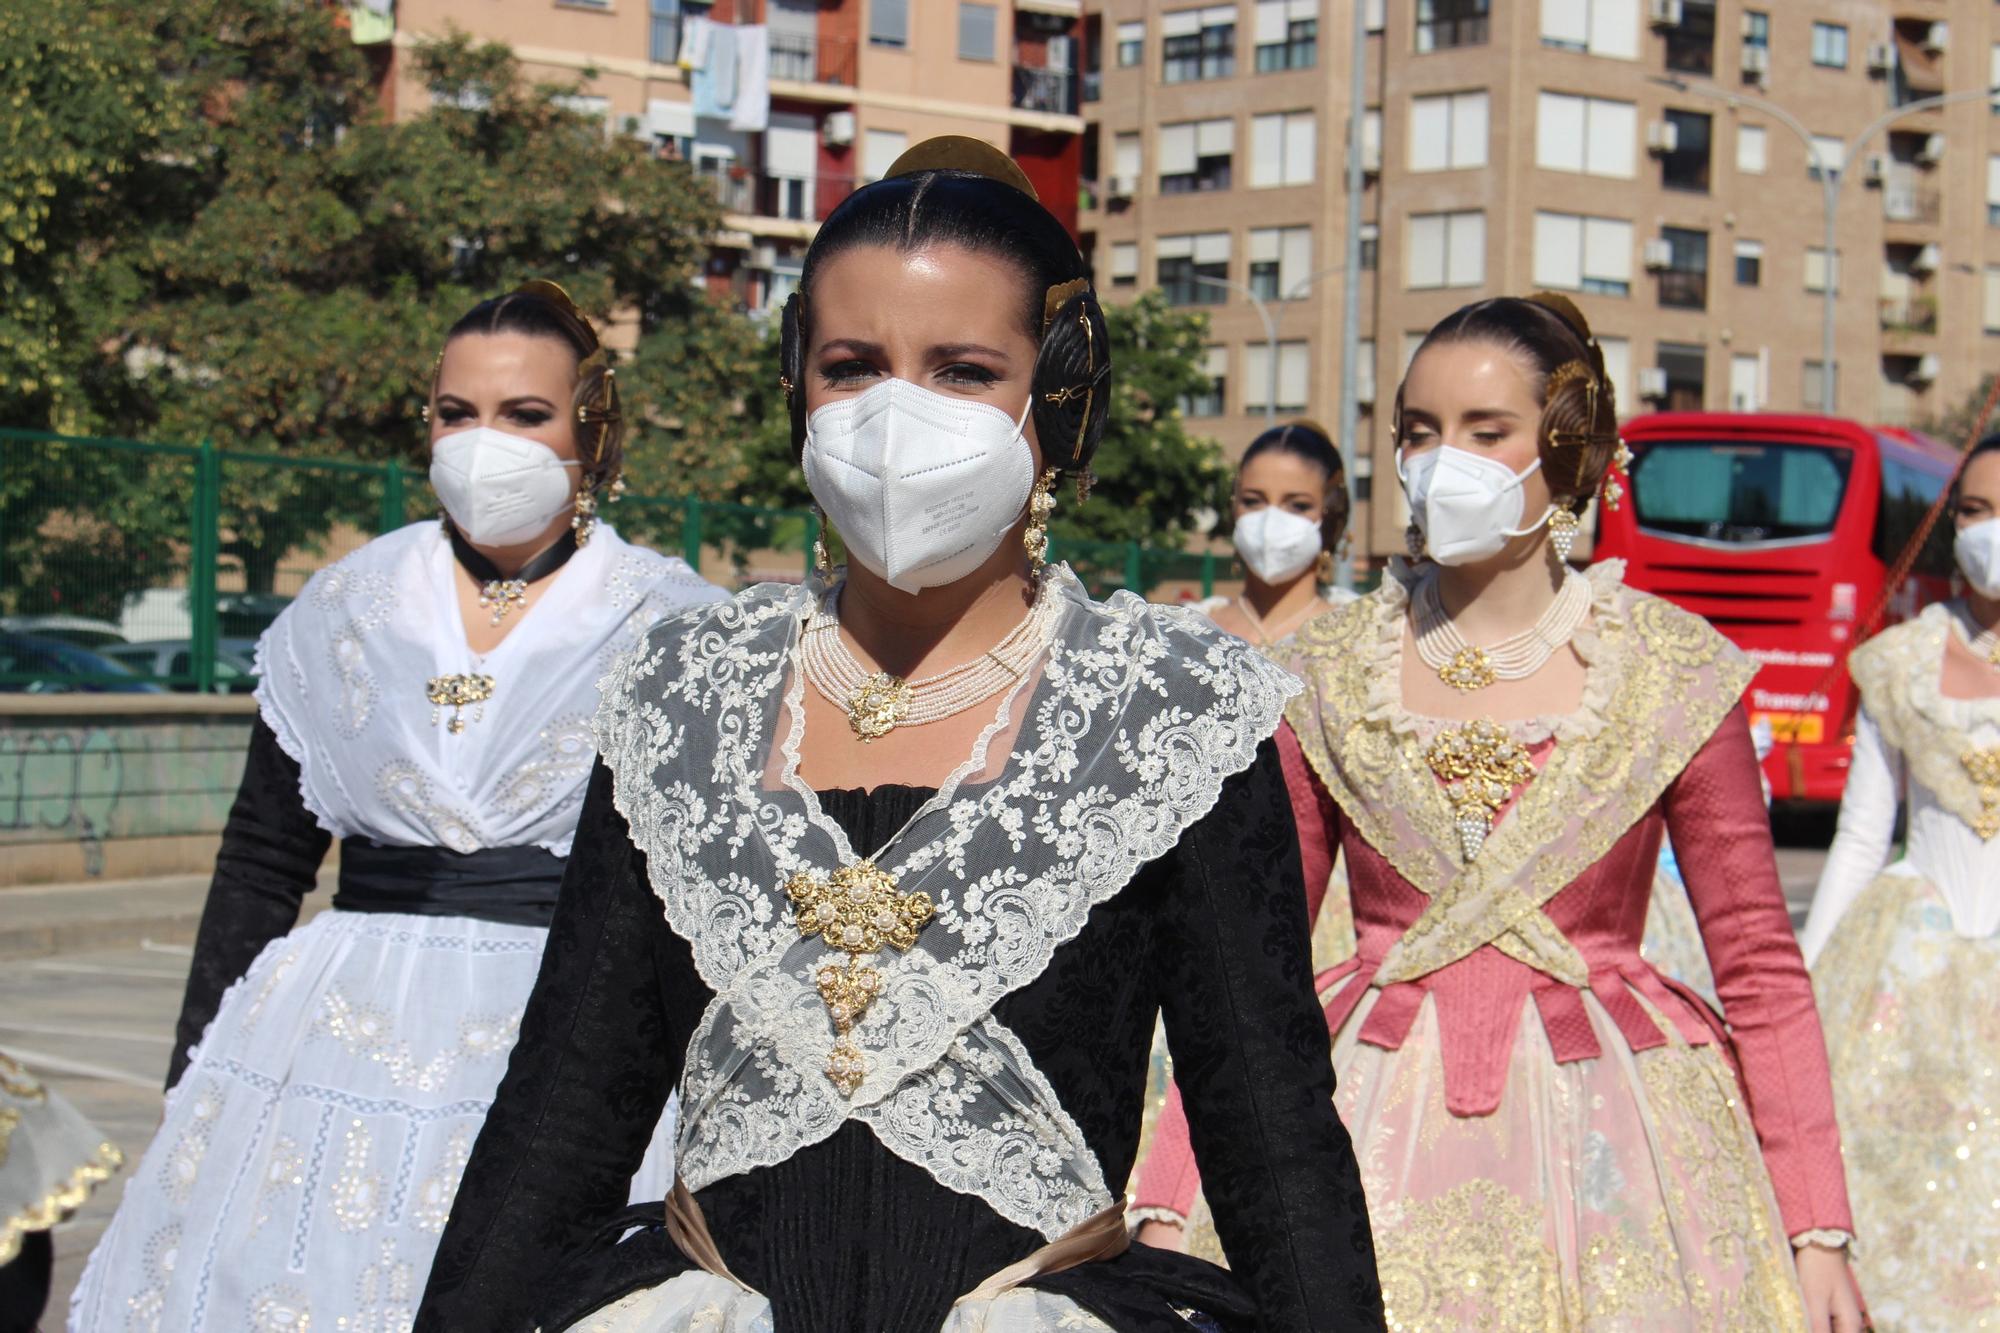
[664,1180,1129,1305]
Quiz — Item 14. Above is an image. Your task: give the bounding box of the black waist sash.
[334,839,567,928]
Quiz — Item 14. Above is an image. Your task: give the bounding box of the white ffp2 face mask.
[430,427,582,547]
[1399,445,1552,566]
[1957,516,2000,597]
[802,377,1036,594]
[1232,506,1324,585]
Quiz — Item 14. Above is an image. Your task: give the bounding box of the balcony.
[1656,269,1708,310]
[1883,179,1941,224]
[702,167,856,227]
[1013,65,1078,117]
[1880,294,1939,335]
[769,31,857,87]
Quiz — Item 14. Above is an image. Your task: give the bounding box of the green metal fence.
[1,428,1243,693]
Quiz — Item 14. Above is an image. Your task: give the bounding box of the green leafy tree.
[1915,373,2000,450]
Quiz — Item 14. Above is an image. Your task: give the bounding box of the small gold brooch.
[846,672,912,741]
[426,673,495,734]
[784,860,935,1096]
[1437,646,1498,693]
[1425,720,1536,861]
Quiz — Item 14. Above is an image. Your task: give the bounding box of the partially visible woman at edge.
[1133,293,1863,1331]
[1799,434,2000,1330]
[70,282,723,1331]
[414,138,1383,1333]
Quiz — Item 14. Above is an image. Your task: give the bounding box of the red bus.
[1595,412,1958,803]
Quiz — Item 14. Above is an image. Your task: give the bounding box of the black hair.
[435,288,621,482]
[1955,433,2000,513]
[446,291,596,361]
[1240,420,1349,555]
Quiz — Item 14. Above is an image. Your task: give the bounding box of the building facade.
[1082,0,2000,558]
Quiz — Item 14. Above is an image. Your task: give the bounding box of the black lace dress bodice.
[415,743,1383,1332]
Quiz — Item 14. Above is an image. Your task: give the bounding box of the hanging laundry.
[730,26,771,133]
[678,14,712,71]
[691,23,738,121]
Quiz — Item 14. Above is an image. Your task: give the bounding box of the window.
[1631,439,1853,539]
[862,128,907,182]
[1158,231,1231,305]
[1536,93,1636,178]
[1159,119,1234,193]
[650,0,710,66]
[1992,43,2000,114]
[1245,341,1311,413]
[1736,123,1767,174]
[1532,212,1634,296]
[1729,352,1764,411]
[1163,6,1235,83]
[1109,241,1139,288]
[1356,338,1377,406]
[1657,226,1708,310]
[1987,155,2000,226]
[1181,346,1228,416]
[1744,10,1768,48]
[958,3,996,61]
[1734,239,1763,286]
[1251,111,1316,187]
[1407,210,1485,289]
[1249,226,1313,300]
[647,97,695,158]
[1808,134,1844,180]
[1409,91,1489,171]
[1367,0,1385,33]
[1805,247,1840,294]
[1359,221,1380,271]
[1255,0,1318,72]
[1661,109,1712,192]
[1803,359,1837,409]
[1598,335,1632,412]
[1113,132,1142,190]
[1984,267,2000,332]
[1539,0,1639,58]
[1117,20,1144,66]
[1664,0,1716,76]
[763,113,819,221]
[871,0,908,47]
[1655,342,1707,412]
[1363,108,1382,173]
[1811,22,1846,69]
[1877,450,1956,574]
[1416,0,1489,53]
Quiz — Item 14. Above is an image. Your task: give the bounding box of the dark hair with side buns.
[1240,419,1350,557]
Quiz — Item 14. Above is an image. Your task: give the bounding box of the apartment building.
[1083,0,2000,558]
[359,0,1086,313]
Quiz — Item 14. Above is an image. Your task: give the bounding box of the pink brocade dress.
[1133,565,1855,1332]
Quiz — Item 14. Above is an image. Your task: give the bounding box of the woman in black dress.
[416,137,1382,1333]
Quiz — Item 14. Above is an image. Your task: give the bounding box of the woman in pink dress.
[1132,293,1862,1331]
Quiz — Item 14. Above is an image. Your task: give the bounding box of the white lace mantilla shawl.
[594,566,1299,1239]
[256,521,723,855]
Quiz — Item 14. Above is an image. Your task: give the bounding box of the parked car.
[0,615,127,649]
[101,639,259,693]
[0,632,164,693]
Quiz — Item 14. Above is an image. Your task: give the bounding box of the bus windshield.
[1628,440,1853,545]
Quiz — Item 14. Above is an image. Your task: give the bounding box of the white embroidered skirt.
[67,909,676,1332]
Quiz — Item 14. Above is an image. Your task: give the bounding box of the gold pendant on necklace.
[784,859,936,1096]
[846,671,912,741]
[1963,747,2000,840]
[1425,719,1536,861]
[1437,646,1498,693]
[478,578,529,627]
[426,673,495,734]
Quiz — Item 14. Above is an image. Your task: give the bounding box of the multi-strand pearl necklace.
[1412,569,1592,693]
[799,583,1059,740]
[1957,609,2000,667]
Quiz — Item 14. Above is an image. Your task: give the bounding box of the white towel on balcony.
[692,23,737,120]
[731,25,771,133]
[679,14,711,71]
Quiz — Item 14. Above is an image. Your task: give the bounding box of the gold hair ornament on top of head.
[884,135,1041,200]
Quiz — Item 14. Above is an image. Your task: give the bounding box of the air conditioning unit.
[1867,42,1894,74]
[1911,352,1942,384]
[1642,238,1675,270]
[1912,242,1942,274]
[820,110,856,147]
[1646,120,1680,155]
[1863,153,1888,184]
[1638,367,1670,400]
[1647,0,1683,28]
[1924,22,1948,55]
[1741,45,1769,78]
[750,243,780,270]
[1918,133,1946,165]
[1106,175,1135,200]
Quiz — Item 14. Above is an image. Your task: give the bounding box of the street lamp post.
[1654,75,2000,414]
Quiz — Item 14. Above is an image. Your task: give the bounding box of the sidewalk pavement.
[0,870,335,961]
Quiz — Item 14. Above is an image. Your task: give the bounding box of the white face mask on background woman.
[1956,516,2000,598]
[429,427,582,547]
[802,376,1036,594]
[1398,445,1553,566]
[1232,507,1323,585]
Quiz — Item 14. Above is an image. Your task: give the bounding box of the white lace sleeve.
[1799,707,1902,966]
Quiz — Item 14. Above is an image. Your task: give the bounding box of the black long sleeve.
[167,717,331,1090]
[417,759,692,1333]
[1152,741,1384,1329]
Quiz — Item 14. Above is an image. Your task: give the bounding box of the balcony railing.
[1883,180,1941,224]
[1656,269,1708,310]
[1880,295,1939,334]
[699,168,856,223]
[769,31,857,86]
[1013,65,1077,116]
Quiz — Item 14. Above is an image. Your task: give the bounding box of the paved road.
[6,843,1833,1322]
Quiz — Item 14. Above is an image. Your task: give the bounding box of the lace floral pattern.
[596,567,1297,1240]
[1849,604,2000,841]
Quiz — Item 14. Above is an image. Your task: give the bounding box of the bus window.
[1874,450,1956,577]
[1628,440,1853,544]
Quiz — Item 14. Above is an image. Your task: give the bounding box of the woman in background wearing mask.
[1280,293,1859,1329]
[1799,434,2000,1331]
[1207,420,1356,653]
[70,282,722,1331]
[415,138,1381,1333]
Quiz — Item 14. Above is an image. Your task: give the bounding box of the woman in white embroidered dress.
[416,138,1381,1333]
[1800,435,2000,1330]
[70,282,722,1332]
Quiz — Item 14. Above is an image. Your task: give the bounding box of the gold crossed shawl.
[1287,567,1755,985]
[1848,605,2000,842]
